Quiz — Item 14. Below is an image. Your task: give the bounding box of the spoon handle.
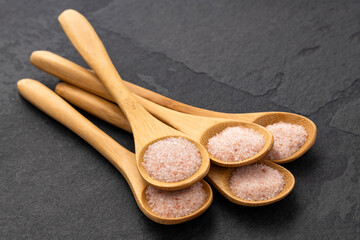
[58,9,147,124]
[30,50,261,122]
[55,82,132,133]
[30,50,232,118]
[17,79,133,175]
[30,51,109,100]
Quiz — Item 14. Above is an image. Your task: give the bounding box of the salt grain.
[146,182,207,218]
[266,122,308,160]
[142,137,202,182]
[207,126,265,162]
[230,164,285,201]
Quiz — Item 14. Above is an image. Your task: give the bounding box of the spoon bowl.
[249,112,316,163]
[17,79,213,224]
[138,135,210,187]
[58,9,210,189]
[140,180,213,223]
[54,82,295,206]
[29,50,316,164]
[198,120,273,167]
[207,160,295,206]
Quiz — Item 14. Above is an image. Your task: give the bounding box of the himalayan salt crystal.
[146,182,207,218]
[207,126,265,162]
[142,137,202,183]
[230,164,285,201]
[266,122,308,160]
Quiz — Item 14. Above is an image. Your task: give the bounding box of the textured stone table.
[1,0,359,239]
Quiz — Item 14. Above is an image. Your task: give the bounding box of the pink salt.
[266,121,308,160]
[142,137,202,183]
[146,182,207,218]
[230,164,285,201]
[207,126,265,162]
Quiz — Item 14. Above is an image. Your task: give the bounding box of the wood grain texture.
[58,9,210,190]
[17,79,213,224]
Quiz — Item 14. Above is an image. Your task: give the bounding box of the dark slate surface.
[1,0,359,239]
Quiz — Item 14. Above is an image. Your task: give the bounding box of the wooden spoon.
[55,82,295,206]
[58,9,210,190]
[30,50,316,164]
[17,79,213,224]
[128,91,274,168]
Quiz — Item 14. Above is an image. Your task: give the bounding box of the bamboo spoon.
[17,79,213,224]
[127,90,274,168]
[30,50,316,164]
[58,9,210,190]
[55,82,295,206]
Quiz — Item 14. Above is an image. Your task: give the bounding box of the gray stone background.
[1,0,359,239]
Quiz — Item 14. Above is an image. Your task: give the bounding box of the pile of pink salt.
[146,182,207,218]
[207,126,265,162]
[142,137,202,183]
[230,164,285,201]
[265,121,308,160]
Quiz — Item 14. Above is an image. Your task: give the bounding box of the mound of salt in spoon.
[143,137,202,182]
[230,163,285,201]
[207,126,265,162]
[265,122,308,160]
[146,182,207,218]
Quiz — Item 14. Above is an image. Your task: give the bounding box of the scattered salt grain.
[207,126,265,162]
[266,122,308,160]
[146,182,207,218]
[142,137,202,182]
[230,164,285,201]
